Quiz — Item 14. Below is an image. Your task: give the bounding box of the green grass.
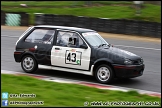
[1,74,161,107]
[1,1,83,7]
[1,1,132,7]
[1,1,161,25]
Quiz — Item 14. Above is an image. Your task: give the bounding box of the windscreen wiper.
[98,44,109,48]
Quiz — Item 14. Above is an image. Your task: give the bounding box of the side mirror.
[110,44,114,47]
[80,44,88,49]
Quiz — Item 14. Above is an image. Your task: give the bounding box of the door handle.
[55,48,61,50]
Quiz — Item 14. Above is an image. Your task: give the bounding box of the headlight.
[124,59,133,65]
[140,58,144,64]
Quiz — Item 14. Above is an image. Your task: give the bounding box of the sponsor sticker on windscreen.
[82,32,98,36]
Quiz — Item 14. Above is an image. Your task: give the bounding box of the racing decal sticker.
[82,32,99,37]
[70,49,76,52]
[65,50,82,65]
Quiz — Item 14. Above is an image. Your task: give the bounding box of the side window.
[74,33,83,46]
[56,31,84,48]
[56,31,72,46]
[25,29,55,44]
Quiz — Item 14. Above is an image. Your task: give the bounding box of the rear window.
[25,28,55,44]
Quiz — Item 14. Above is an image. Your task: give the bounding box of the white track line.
[115,45,161,51]
[1,35,19,38]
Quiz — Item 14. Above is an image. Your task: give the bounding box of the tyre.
[21,55,38,73]
[95,64,114,84]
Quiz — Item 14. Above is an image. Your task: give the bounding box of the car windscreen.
[82,32,108,47]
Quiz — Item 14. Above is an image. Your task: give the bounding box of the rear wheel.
[95,64,114,84]
[21,55,38,73]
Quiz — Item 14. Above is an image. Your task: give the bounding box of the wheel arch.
[21,52,38,64]
[92,59,116,77]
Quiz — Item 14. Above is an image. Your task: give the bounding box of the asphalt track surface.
[1,29,161,93]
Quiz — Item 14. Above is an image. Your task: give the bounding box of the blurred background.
[1,1,161,107]
[1,1,161,38]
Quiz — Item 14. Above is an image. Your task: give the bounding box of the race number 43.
[65,50,81,65]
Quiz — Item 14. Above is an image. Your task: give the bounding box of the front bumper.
[112,64,145,78]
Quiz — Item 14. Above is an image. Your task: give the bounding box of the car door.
[23,27,55,65]
[51,30,91,71]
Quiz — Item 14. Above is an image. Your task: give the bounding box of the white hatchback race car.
[14,25,145,84]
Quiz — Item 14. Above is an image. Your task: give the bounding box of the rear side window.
[25,28,55,44]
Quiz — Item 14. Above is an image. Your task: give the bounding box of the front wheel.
[21,55,38,73]
[95,64,114,84]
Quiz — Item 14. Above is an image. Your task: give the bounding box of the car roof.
[34,25,95,33]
